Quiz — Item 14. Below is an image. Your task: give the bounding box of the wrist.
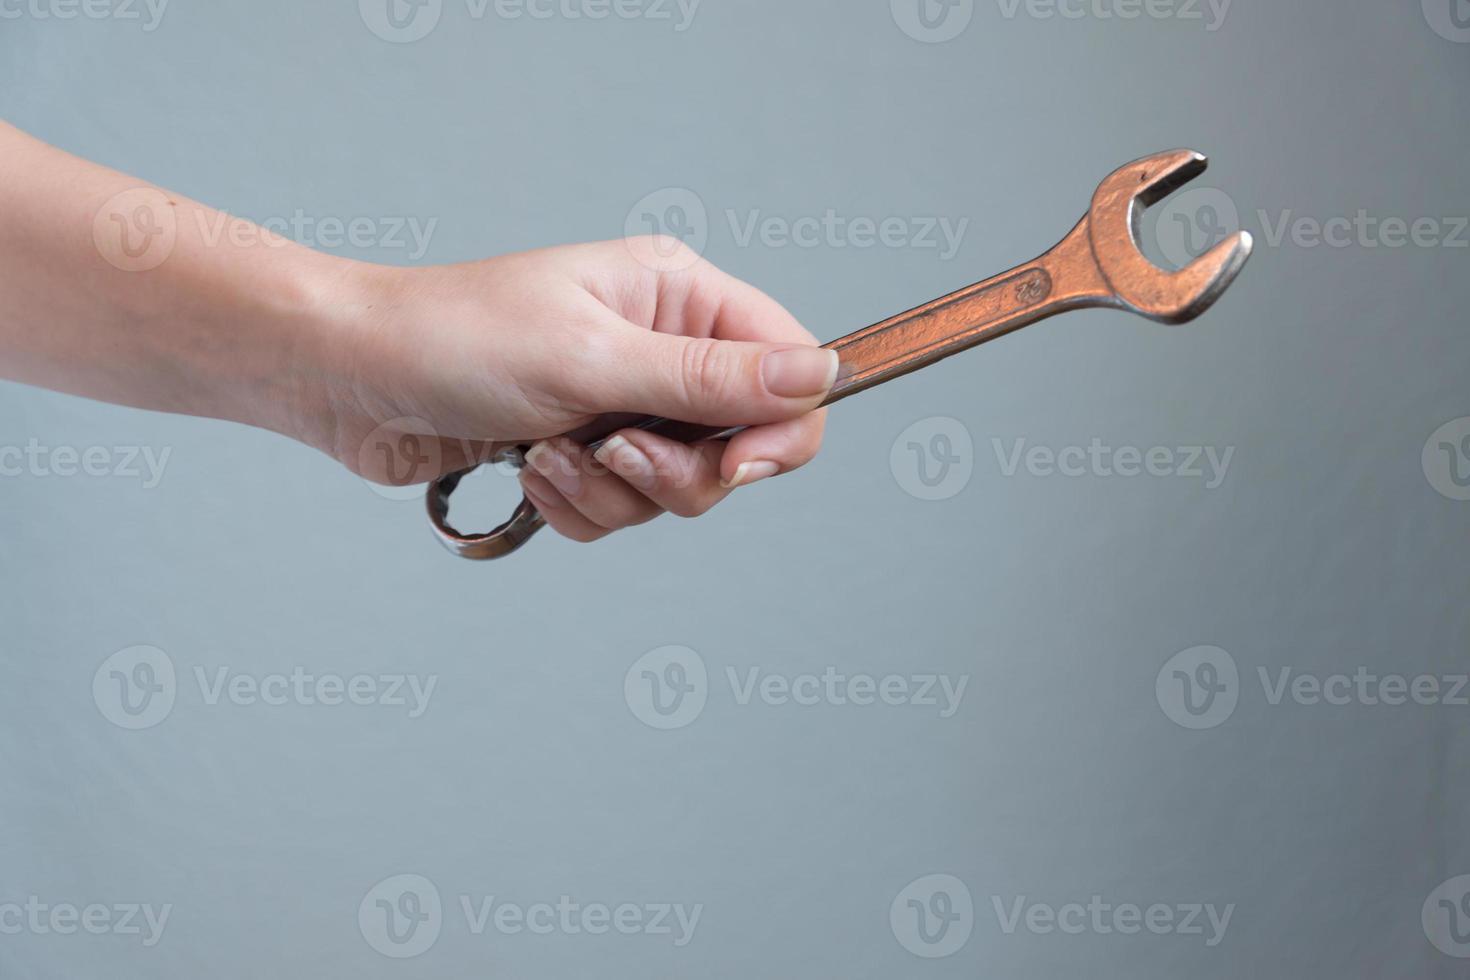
[99,210,378,448]
[251,254,407,455]
[192,247,352,446]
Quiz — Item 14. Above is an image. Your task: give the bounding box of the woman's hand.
[0,120,832,544]
[311,238,835,543]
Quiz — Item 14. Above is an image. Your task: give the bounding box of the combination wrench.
[426,148,1253,560]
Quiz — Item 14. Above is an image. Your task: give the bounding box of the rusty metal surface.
[428,149,1253,560]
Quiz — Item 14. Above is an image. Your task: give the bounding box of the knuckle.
[654,234,695,262]
[625,234,697,270]
[678,337,738,407]
[563,525,607,544]
[667,500,703,519]
[666,493,715,520]
[629,507,664,529]
[793,439,826,469]
[593,500,644,531]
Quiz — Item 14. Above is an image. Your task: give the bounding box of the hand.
[0,121,833,545]
[313,238,836,543]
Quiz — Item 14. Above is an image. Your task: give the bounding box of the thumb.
[581,327,838,427]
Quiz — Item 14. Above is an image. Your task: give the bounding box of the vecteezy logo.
[624,646,707,730]
[358,417,444,501]
[1423,418,1470,501]
[359,874,443,958]
[890,0,974,42]
[359,0,443,42]
[1153,187,1241,270]
[1155,646,1239,730]
[93,646,177,730]
[623,188,708,271]
[92,189,177,273]
[1424,875,1470,957]
[1424,0,1470,42]
[890,417,974,501]
[890,874,974,958]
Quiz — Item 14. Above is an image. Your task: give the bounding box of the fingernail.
[722,460,781,490]
[525,441,582,498]
[762,348,838,399]
[593,435,658,492]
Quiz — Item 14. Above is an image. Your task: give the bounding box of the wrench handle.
[824,262,1059,402]
[572,257,1065,449]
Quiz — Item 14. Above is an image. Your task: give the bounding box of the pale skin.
[0,120,835,542]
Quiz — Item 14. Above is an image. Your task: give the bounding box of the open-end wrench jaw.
[1086,148,1254,324]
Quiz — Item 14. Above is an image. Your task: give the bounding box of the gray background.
[2,1,1468,977]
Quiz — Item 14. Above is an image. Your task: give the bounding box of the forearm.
[0,120,361,438]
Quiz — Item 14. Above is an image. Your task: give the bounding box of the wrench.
[427,149,1253,560]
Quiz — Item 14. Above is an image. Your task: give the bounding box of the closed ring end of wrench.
[427,451,547,560]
